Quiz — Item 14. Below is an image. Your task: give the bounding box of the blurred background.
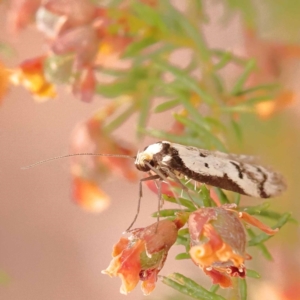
[0,1,300,300]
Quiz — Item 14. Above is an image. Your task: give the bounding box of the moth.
[135,141,286,199]
[25,140,286,199]
[23,140,286,229]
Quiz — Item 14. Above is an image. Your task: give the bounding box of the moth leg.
[186,178,192,185]
[155,179,163,232]
[125,174,161,232]
[150,172,159,190]
[144,161,198,209]
[180,189,184,198]
[167,171,198,208]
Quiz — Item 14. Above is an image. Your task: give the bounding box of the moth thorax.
[134,152,154,172]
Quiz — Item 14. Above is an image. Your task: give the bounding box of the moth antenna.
[21,153,135,170]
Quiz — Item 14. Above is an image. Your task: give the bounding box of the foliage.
[0,0,297,299]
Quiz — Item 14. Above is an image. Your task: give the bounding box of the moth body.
[135,141,286,198]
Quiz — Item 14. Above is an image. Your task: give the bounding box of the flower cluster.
[102,216,186,295]
[102,203,279,294]
[6,0,139,102]
[69,103,138,212]
[188,205,278,288]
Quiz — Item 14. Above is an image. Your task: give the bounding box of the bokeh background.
[1,1,300,300]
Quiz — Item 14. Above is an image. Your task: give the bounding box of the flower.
[243,28,298,117]
[0,60,10,103]
[102,216,186,295]
[188,205,278,288]
[70,105,138,182]
[69,104,138,211]
[72,176,109,213]
[7,0,41,33]
[255,90,295,119]
[33,1,134,101]
[10,56,56,101]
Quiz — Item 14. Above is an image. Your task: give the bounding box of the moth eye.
[135,161,150,172]
[134,156,149,172]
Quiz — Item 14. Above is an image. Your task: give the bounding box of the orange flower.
[243,29,298,117]
[70,106,138,182]
[72,176,109,213]
[0,61,10,103]
[102,217,186,295]
[255,90,296,119]
[69,105,137,212]
[188,205,278,288]
[95,36,133,68]
[10,56,56,101]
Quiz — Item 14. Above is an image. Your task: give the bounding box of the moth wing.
[166,143,286,198]
[213,151,259,164]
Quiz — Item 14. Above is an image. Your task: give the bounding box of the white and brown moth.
[24,140,286,199]
[24,140,286,230]
[135,141,286,199]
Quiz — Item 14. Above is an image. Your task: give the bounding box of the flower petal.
[116,240,145,294]
[141,269,159,295]
[239,211,279,235]
[10,56,56,101]
[72,176,110,213]
[0,61,10,103]
[203,268,232,288]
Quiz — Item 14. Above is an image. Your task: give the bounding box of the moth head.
[134,151,153,172]
[134,142,164,172]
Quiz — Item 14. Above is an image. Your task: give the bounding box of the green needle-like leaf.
[248,213,291,246]
[231,119,243,143]
[246,269,261,279]
[175,253,191,260]
[132,2,167,32]
[241,202,271,215]
[103,103,136,134]
[236,83,279,96]
[198,185,213,207]
[152,209,184,217]
[96,80,134,98]
[162,273,226,300]
[210,284,220,293]
[154,99,180,113]
[247,229,273,260]
[231,59,256,95]
[122,37,157,58]
[154,60,215,104]
[142,128,206,148]
[238,278,247,300]
[173,113,226,151]
[214,51,232,70]
[176,235,189,247]
[137,96,151,138]
[234,193,241,205]
[163,195,196,210]
[213,188,230,204]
